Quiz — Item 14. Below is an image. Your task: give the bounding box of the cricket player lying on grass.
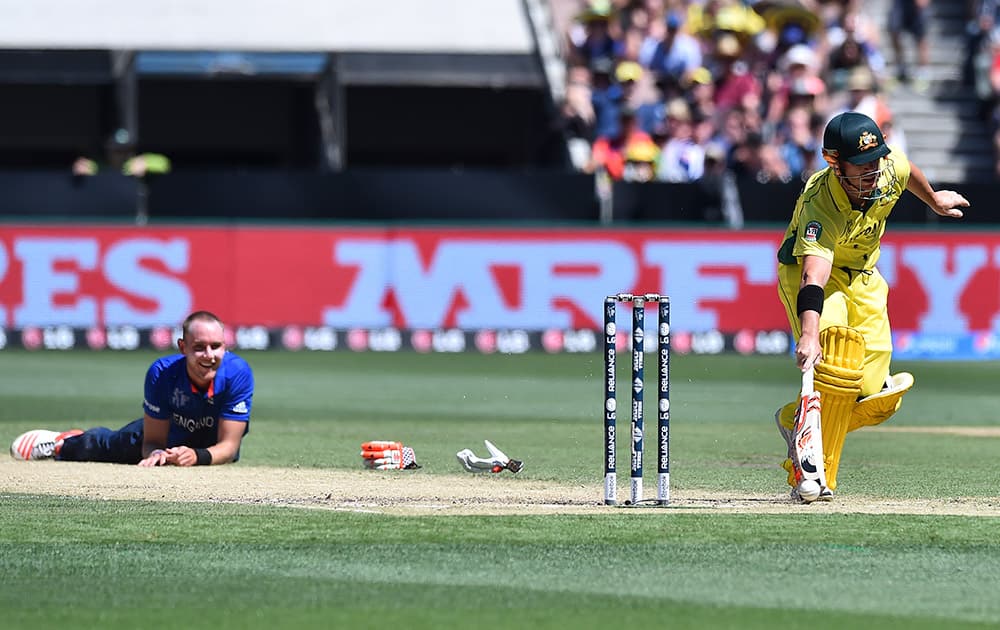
[773,112,969,501]
[10,311,253,467]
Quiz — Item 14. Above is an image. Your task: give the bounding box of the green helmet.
[822,112,895,201]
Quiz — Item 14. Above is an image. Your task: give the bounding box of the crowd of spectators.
[966,0,1000,177]
[559,0,903,198]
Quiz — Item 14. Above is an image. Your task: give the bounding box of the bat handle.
[801,366,814,395]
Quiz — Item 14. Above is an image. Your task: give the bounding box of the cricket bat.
[792,367,827,488]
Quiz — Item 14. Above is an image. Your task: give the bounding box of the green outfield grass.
[2,350,999,629]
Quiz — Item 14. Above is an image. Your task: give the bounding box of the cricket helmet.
[821,111,895,201]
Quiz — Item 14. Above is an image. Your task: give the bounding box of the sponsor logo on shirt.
[804,221,822,242]
[231,400,249,414]
[144,398,161,413]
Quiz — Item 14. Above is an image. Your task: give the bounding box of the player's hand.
[930,190,969,218]
[72,157,97,176]
[123,156,148,177]
[137,448,169,467]
[165,446,197,467]
[795,334,822,372]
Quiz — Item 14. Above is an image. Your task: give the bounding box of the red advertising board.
[1,224,998,335]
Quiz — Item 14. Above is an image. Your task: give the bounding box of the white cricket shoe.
[790,485,835,503]
[9,429,81,461]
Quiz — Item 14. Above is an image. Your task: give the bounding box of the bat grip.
[801,366,815,394]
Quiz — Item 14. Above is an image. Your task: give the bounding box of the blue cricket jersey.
[142,352,254,450]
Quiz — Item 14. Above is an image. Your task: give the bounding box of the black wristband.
[194,448,213,466]
[796,284,825,316]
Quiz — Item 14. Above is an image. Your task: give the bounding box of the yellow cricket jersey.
[777,149,911,272]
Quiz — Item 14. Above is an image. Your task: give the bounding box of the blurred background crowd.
[557,0,994,187]
[4,1,1000,225]
[968,0,1000,178]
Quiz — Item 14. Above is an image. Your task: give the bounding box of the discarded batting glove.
[456,439,523,473]
[360,440,420,470]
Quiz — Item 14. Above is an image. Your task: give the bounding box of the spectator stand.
[555,0,991,223]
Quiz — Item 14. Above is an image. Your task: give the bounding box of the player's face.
[180,319,226,390]
[842,159,879,183]
[838,158,883,201]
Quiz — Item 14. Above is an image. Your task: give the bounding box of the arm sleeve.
[791,200,839,263]
[793,223,835,261]
[220,359,254,422]
[142,360,170,419]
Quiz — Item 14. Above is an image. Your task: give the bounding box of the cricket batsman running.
[774,111,969,501]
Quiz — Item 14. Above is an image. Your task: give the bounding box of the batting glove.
[361,440,420,470]
[455,439,523,473]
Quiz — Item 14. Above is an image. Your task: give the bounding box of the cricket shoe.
[789,486,835,503]
[9,429,83,461]
[789,486,803,502]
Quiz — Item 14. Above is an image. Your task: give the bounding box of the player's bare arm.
[795,255,832,371]
[138,414,170,467]
[208,419,247,464]
[906,160,969,218]
[209,419,246,464]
